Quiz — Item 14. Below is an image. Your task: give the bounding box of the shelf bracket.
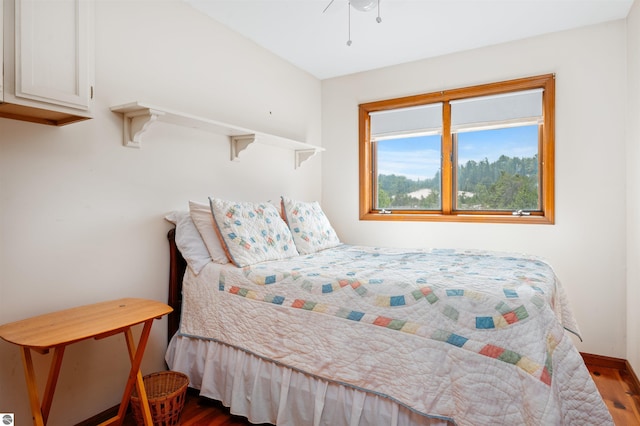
[295,149,319,169]
[122,108,165,148]
[230,134,257,161]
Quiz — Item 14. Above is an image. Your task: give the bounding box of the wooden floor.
[585,357,640,426]
[114,355,640,426]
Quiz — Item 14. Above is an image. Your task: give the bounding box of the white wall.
[321,21,628,358]
[627,1,640,376]
[0,1,322,424]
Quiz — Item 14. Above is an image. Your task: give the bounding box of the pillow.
[209,197,298,267]
[164,211,212,274]
[281,196,341,254]
[189,201,230,264]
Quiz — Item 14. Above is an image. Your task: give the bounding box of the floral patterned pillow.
[209,198,298,267]
[281,196,341,254]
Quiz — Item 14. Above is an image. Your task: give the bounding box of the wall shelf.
[110,102,323,168]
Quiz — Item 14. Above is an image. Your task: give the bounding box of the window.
[359,74,555,224]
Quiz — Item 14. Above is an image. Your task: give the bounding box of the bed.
[164,197,613,426]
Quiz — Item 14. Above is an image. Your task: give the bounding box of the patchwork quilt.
[178,244,612,425]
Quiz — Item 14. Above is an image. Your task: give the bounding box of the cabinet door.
[15,0,91,111]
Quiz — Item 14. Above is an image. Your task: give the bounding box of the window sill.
[360,212,554,225]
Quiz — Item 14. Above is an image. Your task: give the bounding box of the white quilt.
[177,245,612,425]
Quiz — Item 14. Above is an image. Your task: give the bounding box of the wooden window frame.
[359,74,555,224]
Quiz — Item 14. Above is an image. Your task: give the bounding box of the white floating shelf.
[110,102,323,168]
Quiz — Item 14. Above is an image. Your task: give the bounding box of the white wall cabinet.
[0,0,93,126]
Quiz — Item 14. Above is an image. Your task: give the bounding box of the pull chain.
[347,3,352,46]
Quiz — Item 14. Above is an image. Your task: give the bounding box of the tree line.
[378,155,539,211]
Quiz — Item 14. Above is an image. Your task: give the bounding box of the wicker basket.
[130,371,189,426]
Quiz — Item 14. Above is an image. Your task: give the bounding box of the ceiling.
[184,0,634,80]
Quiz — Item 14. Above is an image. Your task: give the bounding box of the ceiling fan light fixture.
[350,0,377,12]
[335,0,382,47]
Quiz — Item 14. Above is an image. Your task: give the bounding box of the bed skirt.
[166,334,451,426]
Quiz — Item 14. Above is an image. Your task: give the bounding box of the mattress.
[167,244,612,425]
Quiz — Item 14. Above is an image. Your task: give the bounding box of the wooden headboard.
[167,228,186,342]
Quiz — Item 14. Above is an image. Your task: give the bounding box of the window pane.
[375,134,442,210]
[455,125,539,211]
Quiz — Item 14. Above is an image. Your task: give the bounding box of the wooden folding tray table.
[0,298,172,426]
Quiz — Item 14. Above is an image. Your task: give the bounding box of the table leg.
[20,346,66,426]
[41,346,65,424]
[124,325,153,425]
[20,347,45,426]
[111,320,154,426]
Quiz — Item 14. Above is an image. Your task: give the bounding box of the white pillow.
[281,196,341,254]
[164,211,212,274]
[209,197,298,267]
[189,201,230,264]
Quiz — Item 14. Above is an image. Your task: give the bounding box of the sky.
[376,125,539,181]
